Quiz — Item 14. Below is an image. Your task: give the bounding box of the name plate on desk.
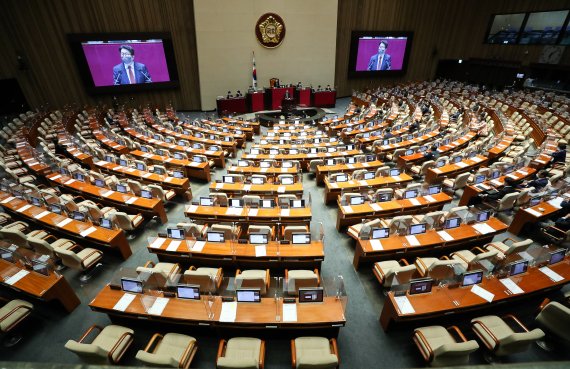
[525,208,543,217]
[255,245,267,257]
[280,209,290,217]
[499,278,524,294]
[282,303,297,322]
[539,266,564,282]
[4,270,30,285]
[147,297,169,315]
[394,296,415,314]
[191,241,206,252]
[80,227,98,237]
[57,218,73,228]
[35,211,51,219]
[167,241,182,252]
[220,301,237,322]
[405,235,420,246]
[277,186,286,193]
[455,162,468,168]
[17,204,32,213]
[370,239,383,251]
[248,209,259,217]
[472,223,495,235]
[471,285,494,302]
[342,206,354,214]
[370,203,383,211]
[408,198,421,206]
[187,205,198,213]
[424,195,436,203]
[150,238,166,249]
[437,231,454,242]
[113,293,136,312]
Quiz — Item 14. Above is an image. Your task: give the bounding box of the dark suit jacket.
[367,53,391,71]
[113,62,152,85]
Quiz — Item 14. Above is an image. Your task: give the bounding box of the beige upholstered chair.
[309,159,324,173]
[285,269,320,295]
[414,211,446,230]
[111,211,144,236]
[380,215,414,235]
[283,225,308,242]
[413,325,479,367]
[211,192,229,207]
[415,257,465,280]
[451,248,502,270]
[55,247,103,282]
[373,259,418,287]
[248,225,272,238]
[471,314,544,361]
[137,261,182,287]
[347,218,382,240]
[442,172,471,196]
[65,324,134,364]
[339,192,362,206]
[235,269,270,296]
[0,298,33,346]
[27,235,76,260]
[278,194,297,208]
[176,222,207,238]
[183,266,223,293]
[484,192,519,212]
[243,195,261,207]
[210,224,239,240]
[291,337,339,369]
[136,333,197,368]
[149,184,176,202]
[535,301,570,349]
[217,337,265,369]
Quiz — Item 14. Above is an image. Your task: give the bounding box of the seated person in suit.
[424,146,439,161]
[551,142,567,164]
[326,84,332,91]
[383,130,393,139]
[236,90,243,97]
[226,91,232,98]
[522,170,549,191]
[367,40,391,71]
[408,121,420,133]
[468,176,518,206]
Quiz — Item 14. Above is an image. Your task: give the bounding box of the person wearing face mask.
[367,40,391,71]
[112,45,152,85]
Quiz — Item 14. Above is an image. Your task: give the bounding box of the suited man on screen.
[367,40,391,71]
[113,45,152,85]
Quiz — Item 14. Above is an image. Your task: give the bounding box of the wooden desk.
[130,150,211,182]
[123,127,226,168]
[147,237,324,269]
[92,130,129,155]
[227,165,299,177]
[93,159,190,197]
[0,258,80,313]
[242,149,363,172]
[508,197,565,235]
[323,174,413,205]
[316,160,384,185]
[0,192,132,260]
[380,256,570,331]
[397,132,477,168]
[89,285,346,332]
[45,172,168,224]
[487,138,515,161]
[368,131,439,154]
[209,182,304,196]
[184,204,312,226]
[352,218,508,269]
[458,167,536,206]
[179,122,246,148]
[425,155,489,184]
[336,193,453,230]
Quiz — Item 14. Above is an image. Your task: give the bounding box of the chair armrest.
[178,338,197,369]
[447,325,469,342]
[143,260,155,268]
[265,269,270,291]
[258,340,265,369]
[0,303,32,330]
[413,330,434,362]
[502,314,529,332]
[471,246,486,254]
[472,319,499,350]
[187,266,197,272]
[78,324,102,343]
[107,331,133,364]
[217,339,227,359]
[142,333,163,353]
[80,250,103,269]
[44,234,58,242]
[440,255,450,260]
[290,339,297,369]
[314,269,321,285]
[330,338,339,359]
[502,237,516,246]
[451,252,470,264]
[415,258,428,276]
[398,258,410,266]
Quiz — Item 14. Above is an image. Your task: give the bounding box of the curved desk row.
[426,155,489,184]
[130,150,211,182]
[184,205,312,226]
[316,160,385,185]
[209,182,304,197]
[324,174,414,204]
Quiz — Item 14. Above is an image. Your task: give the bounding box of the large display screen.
[519,10,569,45]
[68,33,179,94]
[485,13,526,44]
[348,31,413,78]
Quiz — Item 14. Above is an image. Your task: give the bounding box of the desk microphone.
[114,71,122,85]
[140,70,152,83]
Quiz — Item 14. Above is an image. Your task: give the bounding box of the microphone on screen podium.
[140,70,152,83]
[114,71,123,85]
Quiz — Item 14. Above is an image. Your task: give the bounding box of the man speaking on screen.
[367,40,391,71]
[113,45,152,85]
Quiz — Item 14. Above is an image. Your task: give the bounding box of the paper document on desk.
[329,183,338,189]
[282,303,297,322]
[57,218,73,228]
[64,179,75,185]
[186,205,197,213]
[167,241,181,252]
[432,168,442,174]
[342,206,353,213]
[359,180,368,186]
[50,174,62,181]
[192,241,206,252]
[101,190,114,198]
[525,208,542,217]
[17,205,32,212]
[277,186,286,193]
[1,196,15,204]
[113,293,136,312]
[548,197,563,209]
[226,208,242,216]
[392,175,402,181]
[437,231,454,242]
[423,195,436,203]
[80,227,98,237]
[405,235,420,246]
[281,209,290,217]
[409,198,421,206]
[369,239,383,251]
[370,203,383,211]
[471,285,494,302]
[248,209,258,216]
[125,197,137,205]
[150,238,166,249]
[147,297,169,315]
[219,301,237,322]
[143,173,153,178]
[499,278,524,294]
[35,211,51,219]
[394,296,415,314]
[4,270,29,285]
[455,162,468,168]
[255,245,266,257]
[346,164,354,169]
[472,223,495,235]
[539,267,564,282]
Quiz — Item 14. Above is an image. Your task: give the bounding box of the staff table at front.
[425,155,488,184]
[379,255,570,331]
[0,191,132,260]
[45,172,168,224]
[336,193,453,230]
[184,204,312,226]
[147,237,324,269]
[324,174,413,204]
[352,218,508,269]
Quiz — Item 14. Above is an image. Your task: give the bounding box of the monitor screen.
[377,192,392,202]
[453,156,463,163]
[290,199,305,208]
[116,184,128,193]
[229,199,243,208]
[404,190,418,199]
[281,176,294,185]
[236,288,261,303]
[222,176,234,184]
[141,189,153,199]
[462,270,483,286]
[251,177,264,185]
[207,231,225,243]
[444,217,461,229]
[485,13,526,44]
[68,33,179,94]
[509,261,529,276]
[476,211,491,222]
[366,154,376,162]
[350,195,365,205]
[409,278,433,295]
[363,172,375,180]
[269,149,279,155]
[346,144,356,151]
[260,161,271,168]
[261,199,275,208]
[119,159,128,166]
[105,155,114,162]
[282,161,293,168]
[529,197,541,207]
[409,223,427,235]
[94,178,105,187]
[237,160,248,167]
[298,287,324,303]
[405,149,414,156]
[32,261,50,276]
[136,163,146,171]
[167,228,185,240]
[371,227,390,239]
[74,172,85,182]
[173,153,184,160]
[30,196,42,207]
[192,155,204,163]
[50,204,63,214]
[141,146,149,152]
[100,218,113,229]
[292,233,311,244]
[347,157,356,164]
[491,171,500,179]
[121,277,143,293]
[0,247,14,263]
[154,167,166,175]
[177,284,200,300]
[199,197,213,206]
[72,211,86,222]
[325,159,335,166]
[549,249,566,265]
[390,169,401,177]
[249,233,268,244]
[428,185,441,195]
[474,175,486,184]
[435,160,445,168]
[336,174,348,182]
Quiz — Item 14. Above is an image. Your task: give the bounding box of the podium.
[312,90,336,108]
[265,87,295,110]
[295,88,311,107]
[216,97,247,116]
[247,91,265,113]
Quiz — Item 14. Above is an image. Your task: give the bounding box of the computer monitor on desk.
[251,177,264,185]
[298,287,324,303]
[229,199,244,208]
[222,176,234,184]
[282,161,293,168]
[335,174,348,182]
[260,161,271,168]
[121,278,143,294]
[100,218,113,230]
[30,196,42,207]
[94,179,105,188]
[461,270,483,287]
[409,223,427,236]
[207,231,225,243]
[428,185,441,195]
[350,195,365,205]
[409,278,433,295]
[199,197,214,206]
[404,190,418,199]
[249,233,268,245]
[549,249,566,265]
[444,217,461,230]
[136,163,146,171]
[476,210,491,222]
[72,211,86,222]
[377,192,392,202]
[74,172,85,182]
[167,228,185,240]
[141,189,153,199]
[292,233,311,245]
[236,288,261,303]
[528,197,541,208]
[261,199,275,208]
[173,170,185,179]
[346,157,356,164]
[325,159,335,166]
[509,260,529,276]
[474,175,486,184]
[0,247,15,263]
[390,169,400,177]
[116,183,128,193]
[50,203,64,215]
[490,170,500,179]
[281,176,294,185]
[290,199,305,208]
[371,227,390,239]
[363,172,375,180]
[177,284,200,300]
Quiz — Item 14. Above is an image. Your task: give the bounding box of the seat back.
[0,228,29,248]
[453,172,471,189]
[148,184,166,201]
[360,218,382,239]
[248,225,271,237]
[210,192,228,206]
[64,341,108,364]
[423,211,446,230]
[211,224,236,240]
[340,192,362,206]
[243,195,261,206]
[536,302,570,342]
[287,271,319,295]
[184,270,218,293]
[283,225,307,241]
[112,212,135,231]
[56,249,84,270]
[427,259,464,280]
[497,192,519,211]
[387,215,414,235]
[496,329,546,356]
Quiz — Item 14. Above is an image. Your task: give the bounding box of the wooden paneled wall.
[1,0,568,111]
